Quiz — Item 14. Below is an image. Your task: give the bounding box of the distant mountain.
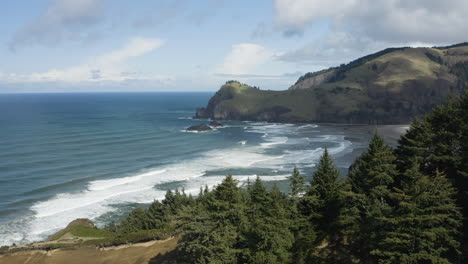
[196,43,468,124]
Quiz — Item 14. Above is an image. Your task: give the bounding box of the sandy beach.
[321,124,410,146]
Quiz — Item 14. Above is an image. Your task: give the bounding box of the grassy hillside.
[197,44,468,124]
[0,237,178,264]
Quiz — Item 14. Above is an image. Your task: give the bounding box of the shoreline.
[193,117,410,143]
[0,120,409,248]
[321,124,410,145]
[195,118,410,145]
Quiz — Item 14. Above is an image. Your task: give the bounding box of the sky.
[0,0,467,93]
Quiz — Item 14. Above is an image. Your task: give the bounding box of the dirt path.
[0,237,179,264]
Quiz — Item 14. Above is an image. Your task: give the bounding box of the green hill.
[196,43,468,124]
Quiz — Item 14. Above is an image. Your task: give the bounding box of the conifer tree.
[373,161,462,263]
[307,148,342,234]
[342,133,398,262]
[240,177,294,264]
[304,148,345,262]
[395,91,468,258]
[289,167,307,198]
[394,119,432,172]
[146,200,168,229]
[177,174,245,264]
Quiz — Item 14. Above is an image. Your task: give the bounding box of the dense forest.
[107,91,468,263]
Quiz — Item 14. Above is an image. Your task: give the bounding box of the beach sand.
[323,124,410,146]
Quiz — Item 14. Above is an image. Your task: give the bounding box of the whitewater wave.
[0,122,354,246]
[177,116,193,120]
[88,169,167,191]
[260,136,289,148]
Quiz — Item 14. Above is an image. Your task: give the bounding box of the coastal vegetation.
[196,44,468,124]
[83,91,465,263]
[3,89,468,263]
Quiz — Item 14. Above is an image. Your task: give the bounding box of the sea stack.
[186,124,212,132]
[209,120,223,127]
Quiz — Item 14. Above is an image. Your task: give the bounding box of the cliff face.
[195,81,293,122]
[196,44,468,124]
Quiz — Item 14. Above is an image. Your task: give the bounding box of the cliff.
[196,43,468,124]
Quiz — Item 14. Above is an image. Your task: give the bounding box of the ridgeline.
[196,43,468,124]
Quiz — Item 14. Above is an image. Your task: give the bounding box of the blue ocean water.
[0,93,371,246]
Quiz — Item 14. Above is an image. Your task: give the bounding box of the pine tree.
[343,133,398,263]
[177,174,245,264]
[146,200,168,229]
[308,148,342,232]
[373,161,462,263]
[394,119,432,172]
[289,167,307,198]
[117,207,152,234]
[395,91,468,258]
[240,176,294,264]
[303,148,345,262]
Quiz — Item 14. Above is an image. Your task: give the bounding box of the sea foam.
[0,121,353,246]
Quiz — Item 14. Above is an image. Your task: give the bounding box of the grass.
[82,229,172,247]
[207,46,467,124]
[0,228,173,256]
[47,224,173,248]
[0,246,9,253]
[291,46,447,92]
[48,225,114,241]
[216,82,368,122]
[0,237,180,264]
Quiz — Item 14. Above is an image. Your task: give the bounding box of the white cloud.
[278,31,383,65]
[1,37,173,83]
[274,0,468,44]
[275,0,356,28]
[9,0,105,49]
[218,43,279,75]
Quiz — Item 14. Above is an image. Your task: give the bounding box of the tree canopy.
[106,92,468,263]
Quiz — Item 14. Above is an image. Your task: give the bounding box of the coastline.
[193,116,410,145]
[320,124,410,145]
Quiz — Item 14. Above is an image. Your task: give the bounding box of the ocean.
[0,92,373,246]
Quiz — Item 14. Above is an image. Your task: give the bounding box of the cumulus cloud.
[218,43,279,75]
[277,31,385,66]
[274,0,468,44]
[9,0,105,50]
[1,37,172,83]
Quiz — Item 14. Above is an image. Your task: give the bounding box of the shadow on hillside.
[149,249,180,264]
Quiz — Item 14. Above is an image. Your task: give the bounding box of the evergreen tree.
[343,133,398,263]
[240,176,294,264]
[373,161,462,263]
[117,208,152,234]
[289,167,307,198]
[306,148,345,262]
[146,200,168,229]
[177,174,245,264]
[394,119,432,173]
[395,91,468,258]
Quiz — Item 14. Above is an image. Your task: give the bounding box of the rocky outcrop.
[186,124,212,132]
[66,218,95,228]
[209,120,223,127]
[195,108,209,118]
[289,69,337,90]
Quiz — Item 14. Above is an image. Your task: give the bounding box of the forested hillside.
[112,91,468,263]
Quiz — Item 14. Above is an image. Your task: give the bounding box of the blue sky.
[1,0,467,93]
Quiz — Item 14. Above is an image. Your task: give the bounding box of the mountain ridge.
[196,43,468,124]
